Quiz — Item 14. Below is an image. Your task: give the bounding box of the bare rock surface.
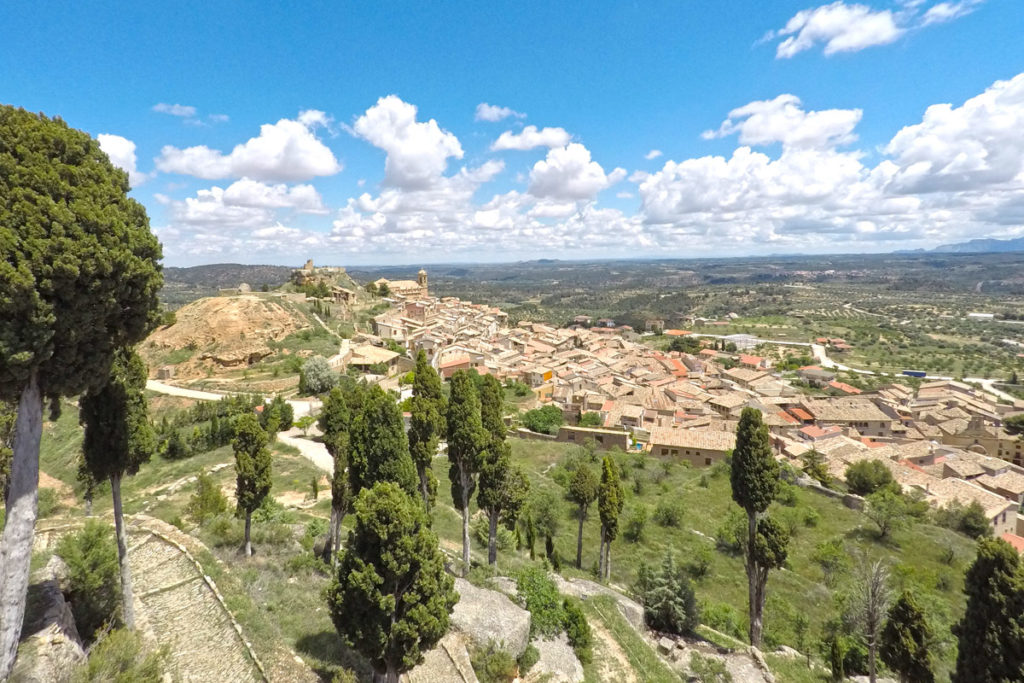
[403,632,477,683]
[450,578,531,658]
[551,575,644,630]
[11,556,85,683]
[525,633,584,683]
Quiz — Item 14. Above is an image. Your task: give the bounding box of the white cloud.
[156,111,342,181]
[770,2,904,58]
[921,0,983,25]
[491,126,572,151]
[528,143,626,200]
[97,134,147,187]
[153,103,197,117]
[475,103,526,122]
[702,94,862,148]
[644,149,663,160]
[221,178,327,213]
[884,72,1024,193]
[208,113,230,124]
[352,95,463,190]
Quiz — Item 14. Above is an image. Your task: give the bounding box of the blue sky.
[2,0,1022,266]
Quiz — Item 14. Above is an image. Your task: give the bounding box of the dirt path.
[588,618,637,683]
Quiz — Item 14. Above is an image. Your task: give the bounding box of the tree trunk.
[0,372,43,681]
[598,526,606,579]
[868,642,877,683]
[487,510,498,566]
[576,510,585,569]
[746,511,762,647]
[244,510,253,557]
[329,504,343,566]
[418,467,431,514]
[111,475,135,630]
[373,663,400,683]
[605,542,612,580]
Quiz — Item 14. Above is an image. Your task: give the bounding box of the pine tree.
[635,551,700,635]
[350,385,417,496]
[232,414,272,557]
[730,407,782,647]
[319,387,353,563]
[446,370,487,571]
[567,464,599,569]
[408,351,445,512]
[79,350,155,630]
[598,455,623,580]
[327,482,457,683]
[880,591,934,683]
[0,106,163,678]
[952,537,1024,682]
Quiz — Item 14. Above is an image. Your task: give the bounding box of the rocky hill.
[141,294,312,377]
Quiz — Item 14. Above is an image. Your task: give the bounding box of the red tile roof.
[789,407,814,421]
[1001,533,1024,554]
[665,329,692,336]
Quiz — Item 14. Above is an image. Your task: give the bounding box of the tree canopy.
[845,460,895,496]
[327,482,457,682]
[881,591,934,683]
[408,351,445,510]
[731,407,779,516]
[350,385,417,496]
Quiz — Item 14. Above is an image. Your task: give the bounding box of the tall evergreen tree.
[233,414,272,557]
[730,407,782,647]
[0,106,163,679]
[880,591,934,683]
[476,374,528,564]
[327,482,457,683]
[598,455,623,580]
[408,351,445,511]
[319,386,353,563]
[350,385,417,496]
[952,537,1024,682]
[446,370,487,570]
[567,464,599,570]
[78,350,154,630]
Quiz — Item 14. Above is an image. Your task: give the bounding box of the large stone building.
[376,269,429,299]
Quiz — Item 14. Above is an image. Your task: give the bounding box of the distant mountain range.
[902,236,1024,254]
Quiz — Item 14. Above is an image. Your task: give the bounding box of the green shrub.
[934,500,993,539]
[700,601,745,640]
[37,487,62,518]
[715,508,746,555]
[516,566,564,638]
[563,597,592,664]
[517,644,539,674]
[623,504,648,543]
[299,356,338,395]
[57,520,121,642]
[472,515,515,551]
[653,499,683,527]
[689,652,732,682]
[521,405,564,435]
[687,546,712,579]
[845,460,894,496]
[185,473,228,524]
[470,641,517,683]
[635,552,700,636]
[775,482,798,507]
[73,628,164,683]
[301,517,329,551]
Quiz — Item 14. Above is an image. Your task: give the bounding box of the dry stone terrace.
[368,294,1024,544]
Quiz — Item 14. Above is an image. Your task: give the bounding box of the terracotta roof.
[649,427,737,452]
[1001,533,1024,554]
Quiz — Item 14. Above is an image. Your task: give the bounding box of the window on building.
[661,448,668,456]
[705,458,712,466]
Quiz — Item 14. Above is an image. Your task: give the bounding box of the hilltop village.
[347,266,1024,546]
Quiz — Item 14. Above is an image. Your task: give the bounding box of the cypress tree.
[0,106,163,678]
[567,464,599,570]
[408,351,445,512]
[952,537,1024,682]
[446,370,487,571]
[79,349,155,630]
[880,591,934,683]
[598,455,623,580]
[327,482,457,683]
[350,385,417,496]
[319,386,353,563]
[731,407,782,647]
[233,414,272,557]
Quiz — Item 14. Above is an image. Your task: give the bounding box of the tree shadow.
[295,630,372,682]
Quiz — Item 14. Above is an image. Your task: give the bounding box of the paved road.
[146,380,331,472]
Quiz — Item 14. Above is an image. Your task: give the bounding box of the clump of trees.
[299,356,338,395]
[0,105,163,679]
[845,460,894,496]
[934,500,994,539]
[521,405,564,435]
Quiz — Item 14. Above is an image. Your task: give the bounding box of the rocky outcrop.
[450,578,531,658]
[11,556,85,683]
[403,632,477,683]
[552,576,644,631]
[525,633,583,683]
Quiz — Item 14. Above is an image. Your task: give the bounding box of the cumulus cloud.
[156,111,342,181]
[528,143,626,200]
[768,2,905,57]
[153,103,197,117]
[221,178,328,213]
[491,126,572,151]
[645,149,663,160]
[884,72,1024,193]
[702,94,862,148]
[475,103,526,122]
[352,95,463,190]
[97,134,147,187]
